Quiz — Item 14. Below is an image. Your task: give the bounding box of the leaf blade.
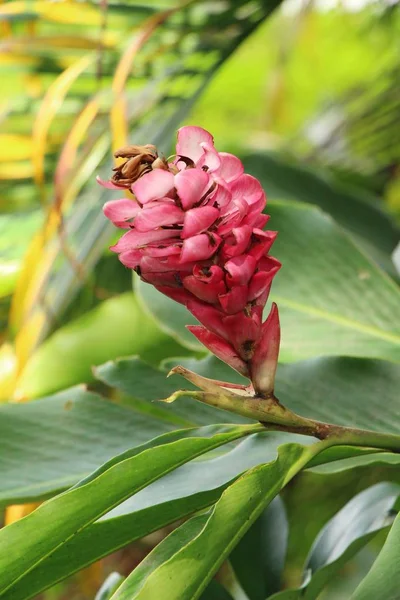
[0,423,260,595]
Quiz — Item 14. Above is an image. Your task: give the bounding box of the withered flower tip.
[111,144,169,188]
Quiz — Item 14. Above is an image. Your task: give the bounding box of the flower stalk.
[163,382,400,453]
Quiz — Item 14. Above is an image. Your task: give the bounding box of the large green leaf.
[230,497,288,599]
[0,387,174,507]
[136,199,400,362]
[270,483,399,599]
[242,152,399,276]
[1,432,299,600]
[1,351,398,597]
[269,201,400,361]
[108,443,322,600]
[0,423,261,596]
[6,354,396,507]
[15,292,192,399]
[282,455,400,575]
[351,510,400,600]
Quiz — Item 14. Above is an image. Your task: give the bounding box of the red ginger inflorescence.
[99,126,281,396]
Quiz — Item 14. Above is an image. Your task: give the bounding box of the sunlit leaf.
[0,1,102,26]
[32,53,96,187]
[15,292,193,399]
[0,134,34,162]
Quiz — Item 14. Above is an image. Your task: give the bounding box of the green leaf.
[15,292,192,399]
[0,423,260,596]
[200,581,233,600]
[0,210,42,298]
[2,432,297,600]
[4,486,222,600]
[269,201,400,362]
[95,356,249,426]
[108,443,321,600]
[270,482,399,599]
[230,497,288,599]
[136,200,400,362]
[351,510,400,600]
[112,512,211,599]
[0,387,175,507]
[242,153,399,276]
[282,455,400,575]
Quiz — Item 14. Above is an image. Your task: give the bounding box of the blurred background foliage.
[0,0,399,598]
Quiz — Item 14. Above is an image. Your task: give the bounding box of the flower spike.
[99,125,282,396]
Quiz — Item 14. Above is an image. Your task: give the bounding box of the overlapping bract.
[100,126,281,394]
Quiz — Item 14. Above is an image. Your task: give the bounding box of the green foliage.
[229,497,288,598]
[15,292,193,398]
[0,424,261,596]
[351,511,400,600]
[242,153,399,277]
[107,443,316,600]
[270,483,399,599]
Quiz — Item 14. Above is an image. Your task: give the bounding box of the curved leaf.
[95,573,125,600]
[1,432,300,600]
[15,293,191,399]
[351,510,400,600]
[270,482,399,599]
[230,497,288,599]
[0,422,261,596]
[109,443,322,600]
[0,210,42,298]
[0,387,173,507]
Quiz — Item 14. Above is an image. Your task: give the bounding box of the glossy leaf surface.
[0,423,261,596]
[270,483,399,599]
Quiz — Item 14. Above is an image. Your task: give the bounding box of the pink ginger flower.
[99,126,281,397]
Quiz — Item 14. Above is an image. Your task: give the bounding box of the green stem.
[165,390,400,453]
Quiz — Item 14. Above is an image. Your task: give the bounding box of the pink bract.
[100,125,281,396]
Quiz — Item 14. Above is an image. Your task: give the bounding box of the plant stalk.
[165,389,400,453]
